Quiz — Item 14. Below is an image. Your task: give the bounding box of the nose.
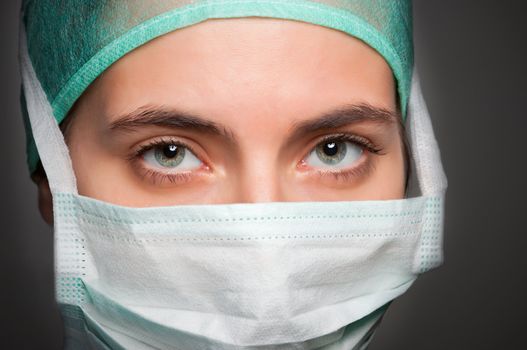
[230,158,286,203]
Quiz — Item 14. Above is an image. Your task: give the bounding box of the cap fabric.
[21,0,413,173]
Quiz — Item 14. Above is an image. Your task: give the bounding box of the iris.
[155,144,185,168]
[315,141,347,165]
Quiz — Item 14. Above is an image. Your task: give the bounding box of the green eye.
[306,140,363,169]
[315,141,347,165]
[143,143,201,170]
[154,144,185,168]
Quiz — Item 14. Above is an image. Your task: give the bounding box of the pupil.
[324,142,338,156]
[163,144,179,158]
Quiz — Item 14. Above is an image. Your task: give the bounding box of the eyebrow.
[109,105,237,144]
[287,104,398,142]
[108,103,398,145]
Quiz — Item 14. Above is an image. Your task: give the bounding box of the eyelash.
[137,168,193,185]
[304,133,383,183]
[129,133,383,185]
[317,133,383,154]
[129,137,205,185]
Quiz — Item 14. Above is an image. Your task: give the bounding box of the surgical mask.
[20,23,447,350]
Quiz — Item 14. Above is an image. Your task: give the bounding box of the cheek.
[365,154,406,200]
[68,135,119,200]
[66,113,131,202]
[355,139,406,200]
[68,127,218,206]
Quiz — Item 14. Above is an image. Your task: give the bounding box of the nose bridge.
[234,151,285,203]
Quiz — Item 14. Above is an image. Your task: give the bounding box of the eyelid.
[129,136,209,167]
[129,132,382,186]
[313,158,376,184]
[127,136,213,186]
[317,133,383,154]
[299,132,383,164]
[297,132,383,184]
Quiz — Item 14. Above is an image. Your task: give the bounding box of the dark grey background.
[1,1,526,349]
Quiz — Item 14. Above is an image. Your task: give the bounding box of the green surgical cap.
[22,0,413,174]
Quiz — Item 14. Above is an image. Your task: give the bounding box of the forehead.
[86,18,396,124]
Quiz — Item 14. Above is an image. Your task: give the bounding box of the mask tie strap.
[406,67,448,196]
[19,18,78,195]
[406,68,448,274]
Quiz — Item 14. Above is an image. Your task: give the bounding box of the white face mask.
[20,27,447,350]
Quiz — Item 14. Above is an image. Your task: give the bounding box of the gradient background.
[1,1,526,349]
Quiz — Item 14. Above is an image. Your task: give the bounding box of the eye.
[305,139,363,170]
[143,143,202,171]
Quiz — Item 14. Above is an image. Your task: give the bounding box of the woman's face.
[62,18,405,207]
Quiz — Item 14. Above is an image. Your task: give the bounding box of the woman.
[20,1,447,349]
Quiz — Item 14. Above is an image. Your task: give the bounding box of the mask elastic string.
[19,19,78,195]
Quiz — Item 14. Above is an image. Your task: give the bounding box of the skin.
[35,18,406,224]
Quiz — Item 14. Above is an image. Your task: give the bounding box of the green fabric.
[22,0,413,174]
